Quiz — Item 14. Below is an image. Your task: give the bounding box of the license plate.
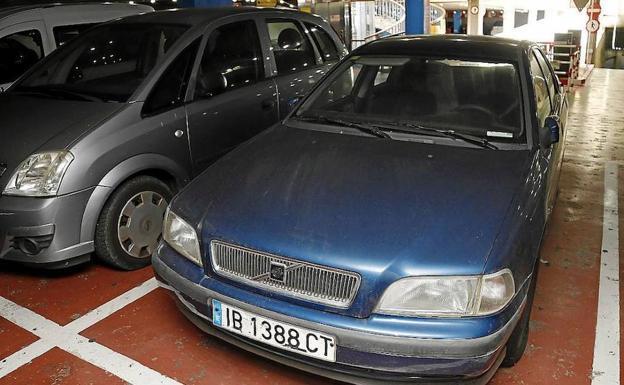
[211,299,336,362]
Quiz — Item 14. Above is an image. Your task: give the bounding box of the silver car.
[0,8,345,270]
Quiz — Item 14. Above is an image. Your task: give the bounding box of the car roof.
[115,7,312,26]
[0,2,149,20]
[356,34,533,61]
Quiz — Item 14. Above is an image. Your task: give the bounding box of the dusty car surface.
[0,8,345,270]
[155,34,567,384]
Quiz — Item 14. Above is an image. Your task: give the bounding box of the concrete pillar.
[405,0,425,35]
[502,3,515,34]
[527,8,537,26]
[179,0,232,8]
[466,0,484,35]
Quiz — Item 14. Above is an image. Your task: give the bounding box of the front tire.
[95,175,173,270]
[501,260,540,367]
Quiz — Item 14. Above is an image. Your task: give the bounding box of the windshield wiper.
[295,115,391,139]
[392,121,499,150]
[295,115,498,149]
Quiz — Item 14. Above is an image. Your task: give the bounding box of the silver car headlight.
[375,269,515,317]
[3,151,74,197]
[163,208,202,266]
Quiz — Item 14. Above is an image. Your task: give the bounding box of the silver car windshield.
[14,23,189,102]
[296,56,524,142]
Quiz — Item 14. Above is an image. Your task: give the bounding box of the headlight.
[375,269,515,317]
[163,208,202,266]
[3,151,74,197]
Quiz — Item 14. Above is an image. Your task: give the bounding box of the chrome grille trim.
[210,240,361,308]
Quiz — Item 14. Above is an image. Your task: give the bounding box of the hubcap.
[117,191,167,259]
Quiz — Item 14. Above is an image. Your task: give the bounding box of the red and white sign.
[587,6,601,14]
[586,1,601,20]
[586,19,600,33]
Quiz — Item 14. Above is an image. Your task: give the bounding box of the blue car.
[153,35,567,384]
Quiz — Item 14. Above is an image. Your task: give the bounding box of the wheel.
[94,175,173,270]
[501,260,540,367]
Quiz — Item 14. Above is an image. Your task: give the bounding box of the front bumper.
[153,251,527,384]
[0,189,95,268]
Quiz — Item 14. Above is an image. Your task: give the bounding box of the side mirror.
[539,115,560,148]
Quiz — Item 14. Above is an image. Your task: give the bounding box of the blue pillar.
[405,0,425,35]
[453,10,462,33]
[179,0,232,8]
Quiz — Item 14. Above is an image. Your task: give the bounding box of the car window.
[194,20,264,99]
[17,23,188,102]
[529,52,551,126]
[143,38,200,116]
[53,23,98,47]
[304,22,339,62]
[0,29,44,84]
[267,19,316,74]
[533,49,556,105]
[298,56,524,142]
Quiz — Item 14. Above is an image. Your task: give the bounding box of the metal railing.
[352,0,405,49]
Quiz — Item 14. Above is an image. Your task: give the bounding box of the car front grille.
[210,240,361,308]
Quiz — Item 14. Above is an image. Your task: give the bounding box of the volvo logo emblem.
[269,262,286,282]
[0,163,6,177]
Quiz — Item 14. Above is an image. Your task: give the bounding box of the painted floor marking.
[66,276,159,333]
[0,277,183,385]
[591,161,620,385]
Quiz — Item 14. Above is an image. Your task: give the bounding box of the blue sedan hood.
[173,125,531,317]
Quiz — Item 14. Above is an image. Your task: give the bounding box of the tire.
[501,260,540,367]
[94,175,173,270]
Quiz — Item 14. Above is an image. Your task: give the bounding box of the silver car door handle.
[174,130,184,138]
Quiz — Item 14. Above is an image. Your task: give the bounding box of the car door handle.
[261,99,276,110]
[174,130,184,138]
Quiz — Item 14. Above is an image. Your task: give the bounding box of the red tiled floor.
[0,262,153,326]
[81,289,342,385]
[0,318,38,361]
[0,347,125,385]
[490,160,603,385]
[619,165,624,383]
[490,71,623,384]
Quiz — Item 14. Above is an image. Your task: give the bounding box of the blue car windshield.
[296,55,524,142]
[14,23,189,102]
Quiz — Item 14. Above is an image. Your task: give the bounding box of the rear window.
[304,23,340,62]
[267,19,317,74]
[53,23,98,47]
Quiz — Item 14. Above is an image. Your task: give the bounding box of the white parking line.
[0,277,183,385]
[0,340,55,378]
[591,161,620,385]
[66,277,159,332]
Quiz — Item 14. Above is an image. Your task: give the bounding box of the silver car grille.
[210,240,361,308]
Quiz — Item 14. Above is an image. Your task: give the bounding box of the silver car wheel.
[117,191,167,259]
